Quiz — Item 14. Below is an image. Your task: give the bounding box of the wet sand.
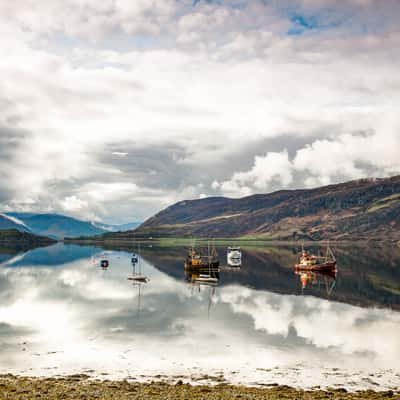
[0,375,398,399]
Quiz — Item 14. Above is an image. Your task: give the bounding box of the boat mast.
[207,286,215,319]
[324,275,336,296]
[325,240,329,262]
[208,240,211,273]
[191,238,195,256]
[137,283,143,319]
[211,238,218,259]
[138,241,141,275]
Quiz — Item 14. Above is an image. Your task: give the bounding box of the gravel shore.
[0,375,398,399]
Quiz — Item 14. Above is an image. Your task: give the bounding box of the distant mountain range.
[92,221,141,232]
[1,213,141,240]
[98,175,400,241]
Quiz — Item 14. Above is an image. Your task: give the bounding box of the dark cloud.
[0,322,32,338]
[100,142,189,190]
[97,134,320,194]
[0,125,26,159]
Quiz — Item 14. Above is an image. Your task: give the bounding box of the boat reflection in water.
[295,269,337,296]
[130,280,147,319]
[185,267,220,286]
[226,257,242,267]
[185,268,220,317]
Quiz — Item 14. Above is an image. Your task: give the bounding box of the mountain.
[0,213,30,232]
[5,213,106,240]
[99,175,400,241]
[92,221,141,232]
[2,212,141,240]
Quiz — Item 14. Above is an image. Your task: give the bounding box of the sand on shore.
[0,374,398,399]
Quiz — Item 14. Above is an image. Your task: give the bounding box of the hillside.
[0,229,56,248]
[5,213,106,239]
[100,176,400,241]
[0,214,30,232]
[4,213,141,239]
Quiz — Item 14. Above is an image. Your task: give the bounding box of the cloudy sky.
[1,0,399,223]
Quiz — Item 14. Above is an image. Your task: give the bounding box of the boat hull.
[294,261,336,272]
[185,260,220,269]
[127,275,149,283]
[193,276,219,284]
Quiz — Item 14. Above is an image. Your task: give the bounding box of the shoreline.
[63,237,399,247]
[0,375,398,399]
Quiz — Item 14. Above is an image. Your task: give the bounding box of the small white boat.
[227,258,242,267]
[131,253,139,264]
[92,253,111,269]
[227,246,242,266]
[98,253,110,269]
[128,242,149,283]
[227,246,241,258]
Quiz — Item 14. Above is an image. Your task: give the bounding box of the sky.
[0,0,399,224]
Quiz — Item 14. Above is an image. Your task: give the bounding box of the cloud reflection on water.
[0,244,399,390]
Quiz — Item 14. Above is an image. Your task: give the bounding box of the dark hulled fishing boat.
[184,241,220,269]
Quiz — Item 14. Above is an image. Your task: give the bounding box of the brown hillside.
[108,176,400,240]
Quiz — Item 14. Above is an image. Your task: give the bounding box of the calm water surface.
[0,242,399,390]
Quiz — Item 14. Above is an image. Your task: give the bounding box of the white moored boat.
[128,242,150,283]
[227,246,242,266]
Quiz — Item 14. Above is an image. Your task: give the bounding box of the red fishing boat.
[295,243,336,272]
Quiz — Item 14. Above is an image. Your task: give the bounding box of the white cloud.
[0,0,178,41]
[219,151,294,197]
[61,196,88,212]
[218,113,400,197]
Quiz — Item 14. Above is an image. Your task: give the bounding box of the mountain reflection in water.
[0,242,399,390]
[139,244,400,310]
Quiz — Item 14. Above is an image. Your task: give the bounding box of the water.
[0,242,399,390]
